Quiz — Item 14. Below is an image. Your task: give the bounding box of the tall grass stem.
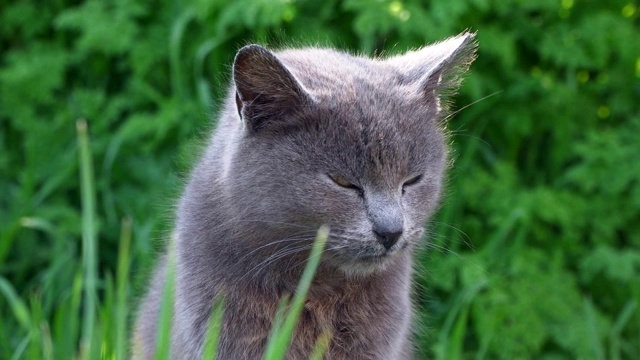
[201,296,225,360]
[115,218,132,360]
[76,119,98,359]
[263,225,329,360]
[155,235,178,360]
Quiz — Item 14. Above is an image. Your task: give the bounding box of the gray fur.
[134,32,477,359]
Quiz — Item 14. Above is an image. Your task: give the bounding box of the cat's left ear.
[233,44,313,133]
[386,31,477,105]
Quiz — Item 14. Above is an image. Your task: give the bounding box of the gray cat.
[134,32,477,359]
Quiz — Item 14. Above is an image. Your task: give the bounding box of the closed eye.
[402,175,422,194]
[328,174,361,192]
[404,175,422,186]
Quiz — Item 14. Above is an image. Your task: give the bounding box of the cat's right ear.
[385,32,477,111]
[233,44,312,133]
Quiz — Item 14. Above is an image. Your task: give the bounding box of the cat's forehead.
[277,48,445,184]
[279,49,406,98]
[279,49,434,122]
[309,92,439,187]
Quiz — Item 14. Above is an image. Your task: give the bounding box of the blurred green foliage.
[1,0,639,358]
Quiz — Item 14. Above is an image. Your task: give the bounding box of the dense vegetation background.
[1,0,639,358]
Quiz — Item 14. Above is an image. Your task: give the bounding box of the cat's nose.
[373,225,403,250]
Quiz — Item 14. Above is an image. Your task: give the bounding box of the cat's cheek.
[405,186,442,220]
[295,185,362,226]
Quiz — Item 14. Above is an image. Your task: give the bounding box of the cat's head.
[224,33,477,276]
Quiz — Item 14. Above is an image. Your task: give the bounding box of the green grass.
[77,119,99,359]
[201,295,225,360]
[115,218,132,360]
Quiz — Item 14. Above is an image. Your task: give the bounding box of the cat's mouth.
[354,240,408,259]
[327,239,410,275]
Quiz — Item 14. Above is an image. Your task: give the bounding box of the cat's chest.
[296,288,407,357]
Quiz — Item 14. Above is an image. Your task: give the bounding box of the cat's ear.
[386,31,477,107]
[233,44,312,132]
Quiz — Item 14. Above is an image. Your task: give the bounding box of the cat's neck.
[231,251,413,304]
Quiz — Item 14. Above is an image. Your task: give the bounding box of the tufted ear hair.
[233,44,313,133]
[385,32,477,111]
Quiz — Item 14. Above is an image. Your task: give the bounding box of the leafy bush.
[1,0,638,358]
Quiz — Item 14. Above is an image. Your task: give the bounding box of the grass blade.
[263,294,291,357]
[609,300,637,360]
[115,218,133,360]
[584,297,606,360]
[0,277,33,331]
[436,280,487,360]
[155,236,177,360]
[76,119,99,359]
[263,225,329,360]
[201,296,225,360]
[10,335,31,360]
[308,330,332,360]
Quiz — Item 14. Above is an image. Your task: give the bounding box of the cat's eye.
[329,174,360,190]
[402,175,422,193]
[403,175,422,186]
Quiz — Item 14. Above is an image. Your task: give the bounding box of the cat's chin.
[334,254,398,277]
[325,239,413,277]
